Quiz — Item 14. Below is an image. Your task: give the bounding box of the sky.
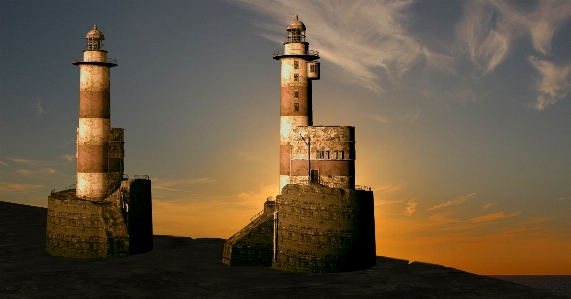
[1,0,570,275]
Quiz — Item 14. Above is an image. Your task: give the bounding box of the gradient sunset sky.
[1,0,570,275]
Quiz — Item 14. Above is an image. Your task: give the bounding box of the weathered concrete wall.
[286,126,356,189]
[223,201,275,266]
[46,189,128,258]
[271,184,375,273]
[46,178,152,258]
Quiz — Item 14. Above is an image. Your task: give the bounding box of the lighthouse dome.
[286,15,306,32]
[86,25,105,40]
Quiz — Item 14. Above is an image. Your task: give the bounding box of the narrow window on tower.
[318,150,325,159]
[310,64,316,73]
[325,151,330,159]
[294,103,299,111]
[294,61,299,69]
[294,73,299,82]
[340,151,345,159]
[294,90,299,99]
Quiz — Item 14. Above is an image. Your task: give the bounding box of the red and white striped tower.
[274,15,320,193]
[73,25,117,200]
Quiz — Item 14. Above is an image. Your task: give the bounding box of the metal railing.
[250,209,266,222]
[273,49,319,57]
[72,58,118,64]
[50,184,76,194]
[355,185,372,191]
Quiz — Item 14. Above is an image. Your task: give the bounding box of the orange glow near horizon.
[148,184,571,275]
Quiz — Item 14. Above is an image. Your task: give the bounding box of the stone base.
[223,184,376,273]
[46,179,153,258]
[271,184,376,273]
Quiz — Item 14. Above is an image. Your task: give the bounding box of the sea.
[489,276,571,298]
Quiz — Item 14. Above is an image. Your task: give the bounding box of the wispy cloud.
[528,56,571,111]
[0,182,44,193]
[555,196,570,202]
[10,158,35,164]
[369,115,389,124]
[236,0,430,93]
[404,199,417,216]
[517,216,551,226]
[456,1,512,74]
[375,183,402,193]
[470,211,521,223]
[60,154,75,162]
[426,193,476,211]
[0,161,7,166]
[526,0,571,55]
[152,177,216,193]
[482,203,498,210]
[456,0,571,73]
[375,199,403,206]
[16,169,33,176]
[35,101,44,115]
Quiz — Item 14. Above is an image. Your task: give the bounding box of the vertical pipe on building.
[73,25,117,201]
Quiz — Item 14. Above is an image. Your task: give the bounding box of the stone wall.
[222,200,275,266]
[271,184,375,273]
[46,178,152,258]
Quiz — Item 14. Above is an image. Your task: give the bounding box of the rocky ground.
[1,200,568,299]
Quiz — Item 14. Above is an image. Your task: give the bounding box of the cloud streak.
[528,56,571,111]
[237,0,428,93]
[482,203,498,210]
[457,0,571,74]
[404,199,417,216]
[426,193,476,211]
[0,182,44,193]
[60,154,75,162]
[35,102,44,115]
[470,211,522,223]
[152,177,216,193]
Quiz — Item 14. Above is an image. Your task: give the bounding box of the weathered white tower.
[274,15,320,193]
[73,25,118,200]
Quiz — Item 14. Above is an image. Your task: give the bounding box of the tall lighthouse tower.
[224,16,374,272]
[73,25,118,200]
[274,15,320,193]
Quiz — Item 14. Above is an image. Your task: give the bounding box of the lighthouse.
[274,15,321,192]
[224,16,373,272]
[46,25,152,258]
[73,25,119,200]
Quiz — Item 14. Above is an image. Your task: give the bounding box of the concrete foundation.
[46,178,152,258]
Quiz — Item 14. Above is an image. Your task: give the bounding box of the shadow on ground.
[1,201,568,298]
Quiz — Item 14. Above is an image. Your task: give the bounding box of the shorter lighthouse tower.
[46,25,152,258]
[73,25,120,200]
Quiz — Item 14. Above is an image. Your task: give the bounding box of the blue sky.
[1,0,571,274]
